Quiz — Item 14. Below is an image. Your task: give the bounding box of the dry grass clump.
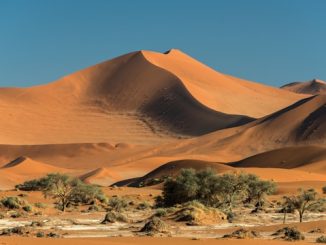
[272,227,305,241]
[140,217,169,234]
[223,228,260,239]
[174,201,226,225]
[101,211,128,223]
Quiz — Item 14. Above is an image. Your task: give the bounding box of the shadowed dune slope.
[182,95,326,157]
[144,49,306,117]
[243,95,326,143]
[281,79,326,95]
[0,49,305,144]
[231,145,326,173]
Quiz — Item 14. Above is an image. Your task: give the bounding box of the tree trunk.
[61,198,66,212]
[283,210,287,224]
[299,212,303,223]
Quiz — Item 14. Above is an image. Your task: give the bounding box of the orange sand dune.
[281,79,326,95]
[80,167,122,186]
[0,49,304,145]
[0,156,73,190]
[0,143,153,169]
[144,49,305,117]
[0,49,323,189]
[231,145,326,173]
[114,158,326,187]
[154,95,326,161]
[114,159,235,187]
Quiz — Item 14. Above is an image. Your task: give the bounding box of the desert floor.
[0,237,317,245]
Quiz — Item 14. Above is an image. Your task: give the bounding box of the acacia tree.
[42,173,77,212]
[162,169,199,206]
[160,169,276,213]
[283,188,322,223]
[214,174,246,212]
[242,174,276,209]
[36,173,103,212]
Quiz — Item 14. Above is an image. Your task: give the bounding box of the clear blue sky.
[0,0,325,87]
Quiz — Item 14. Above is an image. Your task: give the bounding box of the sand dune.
[80,167,122,186]
[0,49,305,145]
[1,156,67,174]
[0,49,323,189]
[143,49,305,117]
[114,158,326,187]
[281,79,326,95]
[115,159,234,187]
[0,156,72,190]
[231,145,326,173]
[159,95,326,161]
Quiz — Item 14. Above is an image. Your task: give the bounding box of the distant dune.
[0,156,72,190]
[116,159,234,187]
[115,158,326,187]
[230,145,326,173]
[168,95,326,159]
[281,79,326,95]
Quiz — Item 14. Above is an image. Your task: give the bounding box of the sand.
[282,79,326,95]
[0,237,315,245]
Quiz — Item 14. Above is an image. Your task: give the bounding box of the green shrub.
[1,197,23,209]
[108,197,128,212]
[36,231,45,237]
[322,186,326,194]
[10,211,22,218]
[273,227,305,241]
[34,202,47,209]
[154,208,168,217]
[137,202,151,210]
[47,232,60,238]
[223,228,260,239]
[22,205,32,212]
[30,221,44,227]
[0,226,27,235]
[15,178,49,191]
[161,168,275,212]
[96,193,108,204]
[163,169,199,206]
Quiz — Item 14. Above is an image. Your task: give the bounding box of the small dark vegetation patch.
[101,211,128,224]
[316,236,326,243]
[140,217,169,234]
[272,227,305,241]
[223,228,260,239]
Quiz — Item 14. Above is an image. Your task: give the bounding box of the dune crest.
[281,79,326,95]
